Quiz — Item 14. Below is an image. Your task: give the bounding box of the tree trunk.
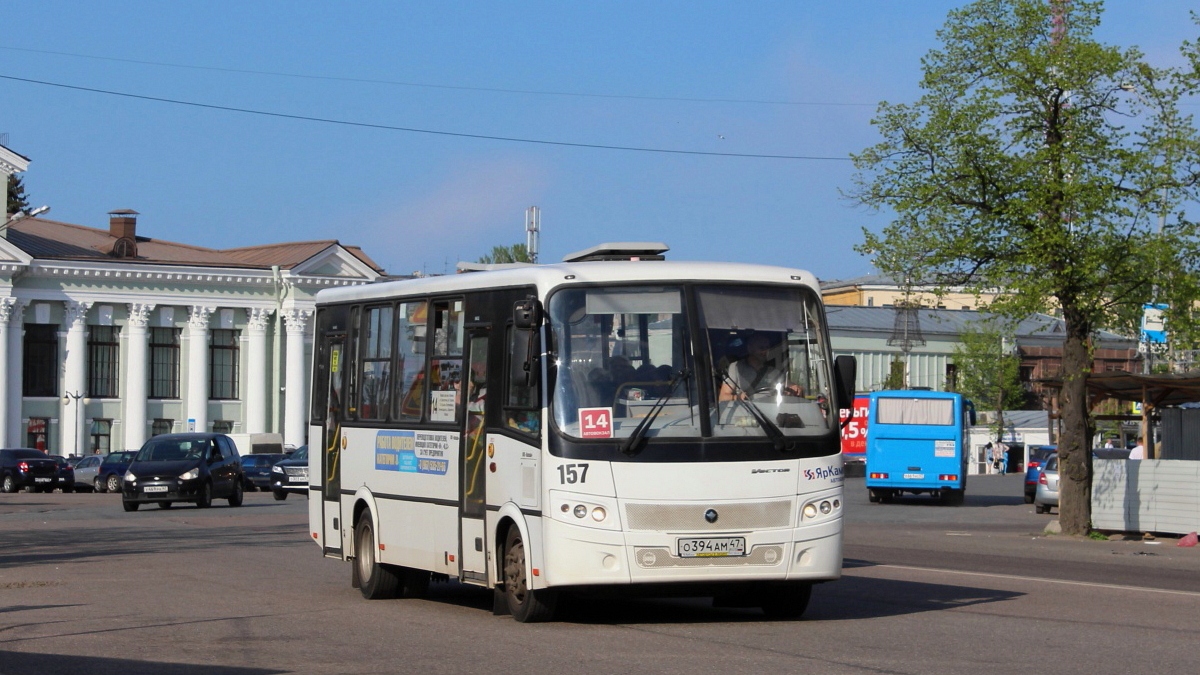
[1058,322,1094,535]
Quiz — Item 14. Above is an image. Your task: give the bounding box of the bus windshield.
[549,284,835,443]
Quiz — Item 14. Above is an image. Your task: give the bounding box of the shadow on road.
[406,572,1022,625]
[869,493,1026,508]
[0,650,287,675]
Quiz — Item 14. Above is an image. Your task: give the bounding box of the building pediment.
[290,245,381,281]
[0,235,34,269]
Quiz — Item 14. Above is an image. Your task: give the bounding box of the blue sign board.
[1141,303,1168,345]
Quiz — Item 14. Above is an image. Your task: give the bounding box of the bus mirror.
[966,400,977,426]
[833,355,856,410]
[514,297,543,330]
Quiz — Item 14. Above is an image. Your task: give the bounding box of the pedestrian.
[1129,438,1145,460]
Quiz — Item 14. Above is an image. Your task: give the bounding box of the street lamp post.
[63,391,84,456]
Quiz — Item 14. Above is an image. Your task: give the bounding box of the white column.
[186,306,214,433]
[283,309,312,447]
[245,307,273,434]
[61,300,92,456]
[0,298,15,446]
[6,300,26,448]
[124,303,155,451]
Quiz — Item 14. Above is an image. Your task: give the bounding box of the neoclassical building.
[3,146,383,454]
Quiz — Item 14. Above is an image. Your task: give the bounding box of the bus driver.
[719,332,802,401]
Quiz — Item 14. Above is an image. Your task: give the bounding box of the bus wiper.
[715,368,790,452]
[620,368,690,457]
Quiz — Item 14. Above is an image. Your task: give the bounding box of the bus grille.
[633,545,785,568]
[625,501,791,531]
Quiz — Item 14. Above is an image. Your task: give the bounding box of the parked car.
[95,451,138,493]
[121,433,245,511]
[0,448,63,493]
[241,453,286,491]
[72,454,102,491]
[1034,453,1060,514]
[270,445,308,500]
[1024,445,1056,504]
[53,456,75,493]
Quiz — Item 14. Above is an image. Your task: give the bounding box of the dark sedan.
[0,448,63,493]
[121,433,245,511]
[95,451,138,493]
[241,453,286,491]
[270,445,308,500]
[53,456,75,493]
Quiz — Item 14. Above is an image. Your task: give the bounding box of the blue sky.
[2,1,1195,279]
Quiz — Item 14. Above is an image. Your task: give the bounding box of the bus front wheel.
[760,582,813,619]
[503,526,557,622]
[355,513,400,600]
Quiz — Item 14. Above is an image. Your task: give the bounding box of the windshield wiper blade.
[715,367,789,452]
[620,368,690,457]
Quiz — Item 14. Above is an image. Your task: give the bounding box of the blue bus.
[865,390,974,506]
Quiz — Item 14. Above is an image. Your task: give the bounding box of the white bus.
[307,244,856,621]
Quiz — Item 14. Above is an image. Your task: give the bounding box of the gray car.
[1034,453,1059,514]
[72,454,102,492]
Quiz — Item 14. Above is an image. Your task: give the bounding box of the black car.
[121,433,245,511]
[95,451,138,493]
[241,453,286,491]
[0,448,63,493]
[270,445,308,500]
[53,456,75,493]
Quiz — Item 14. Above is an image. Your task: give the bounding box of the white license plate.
[144,485,169,493]
[289,476,307,483]
[678,537,747,558]
[34,477,51,483]
[903,473,925,480]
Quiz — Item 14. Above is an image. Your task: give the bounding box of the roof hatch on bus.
[561,242,669,263]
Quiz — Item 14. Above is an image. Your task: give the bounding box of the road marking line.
[854,563,1200,599]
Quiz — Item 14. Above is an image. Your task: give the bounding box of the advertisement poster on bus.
[840,396,870,460]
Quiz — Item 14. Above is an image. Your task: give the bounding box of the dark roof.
[1052,371,1200,407]
[7,217,383,273]
[824,305,1135,346]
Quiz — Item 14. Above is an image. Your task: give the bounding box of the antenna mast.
[525,206,540,264]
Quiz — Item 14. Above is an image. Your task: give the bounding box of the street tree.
[952,321,1026,446]
[7,174,29,215]
[848,0,1200,534]
[478,243,530,265]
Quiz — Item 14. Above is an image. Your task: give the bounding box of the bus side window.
[428,300,464,423]
[393,301,428,422]
[505,325,541,437]
[358,305,394,421]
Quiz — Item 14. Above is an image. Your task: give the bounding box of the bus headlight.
[802,497,841,521]
[550,491,620,530]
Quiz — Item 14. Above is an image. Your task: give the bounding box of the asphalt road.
[2,474,1198,675]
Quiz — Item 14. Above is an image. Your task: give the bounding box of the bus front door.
[322,337,345,557]
[460,330,489,582]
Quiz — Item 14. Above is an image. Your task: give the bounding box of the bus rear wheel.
[355,513,400,599]
[941,489,965,506]
[759,582,813,619]
[503,526,557,622]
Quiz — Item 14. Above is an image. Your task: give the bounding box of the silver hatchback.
[1034,453,1059,514]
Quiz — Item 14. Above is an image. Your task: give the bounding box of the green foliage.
[850,0,1200,343]
[478,243,530,265]
[953,321,1025,437]
[847,0,1200,534]
[882,359,907,390]
[7,174,28,215]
